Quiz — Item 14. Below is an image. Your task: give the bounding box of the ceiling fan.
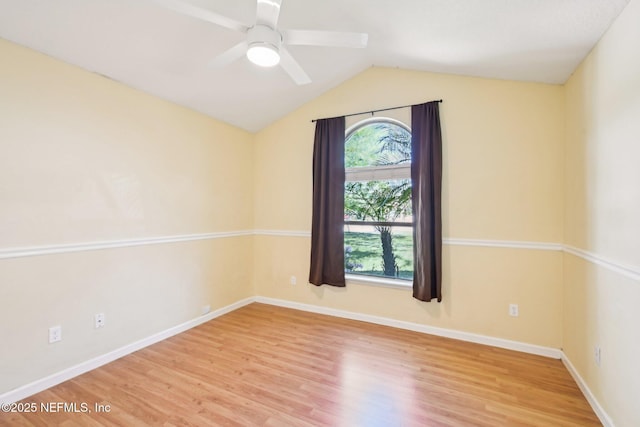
[153,0,368,85]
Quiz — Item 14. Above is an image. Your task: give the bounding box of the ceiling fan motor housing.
[248,24,282,52]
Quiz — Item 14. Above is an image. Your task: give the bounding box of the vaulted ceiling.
[0,0,630,132]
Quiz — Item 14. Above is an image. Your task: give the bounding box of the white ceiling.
[0,0,630,132]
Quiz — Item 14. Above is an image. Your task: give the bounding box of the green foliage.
[345,124,384,167]
[377,126,411,165]
[344,180,411,223]
[345,122,411,167]
[344,231,413,280]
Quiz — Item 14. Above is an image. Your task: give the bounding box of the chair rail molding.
[2,230,638,283]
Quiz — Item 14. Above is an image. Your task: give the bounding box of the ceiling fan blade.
[279,47,311,85]
[152,0,248,33]
[283,30,368,48]
[256,0,282,29]
[208,42,248,68]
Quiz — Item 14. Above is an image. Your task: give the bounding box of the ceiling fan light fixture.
[247,42,280,67]
[246,24,282,67]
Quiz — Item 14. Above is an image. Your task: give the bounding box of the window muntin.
[344,118,413,280]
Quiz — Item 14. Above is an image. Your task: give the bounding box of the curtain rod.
[310,99,443,123]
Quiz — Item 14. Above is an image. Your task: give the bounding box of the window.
[344,118,413,281]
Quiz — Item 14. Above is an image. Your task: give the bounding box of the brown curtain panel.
[309,116,346,287]
[411,102,443,302]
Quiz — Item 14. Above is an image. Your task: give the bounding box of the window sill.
[345,273,412,290]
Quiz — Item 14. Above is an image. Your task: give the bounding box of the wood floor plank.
[1,303,601,426]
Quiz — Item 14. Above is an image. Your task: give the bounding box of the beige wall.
[0,39,255,394]
[563,0,640,425]
[254,67,565,348]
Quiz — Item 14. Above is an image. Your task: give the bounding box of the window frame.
[344,117,414,286]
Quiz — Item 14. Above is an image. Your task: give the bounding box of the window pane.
[345,224,413,280]
[345,121,411,168]
[345,179,412,223]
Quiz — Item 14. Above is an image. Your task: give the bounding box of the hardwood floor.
[1,303,600,426]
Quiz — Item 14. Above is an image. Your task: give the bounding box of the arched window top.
[345,118,411,169]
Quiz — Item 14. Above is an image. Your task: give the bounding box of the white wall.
[563,0,640,424]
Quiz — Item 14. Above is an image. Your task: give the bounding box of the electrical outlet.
[202,305,211,315]
[49,325,62,343]
[594,346,601,367]
[95,313,105,329]
[290,276,297,285]
[509,304,519,317]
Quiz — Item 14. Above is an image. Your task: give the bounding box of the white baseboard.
[254,296,563,359]
[0,297,254,405]
[561,354,614,427]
